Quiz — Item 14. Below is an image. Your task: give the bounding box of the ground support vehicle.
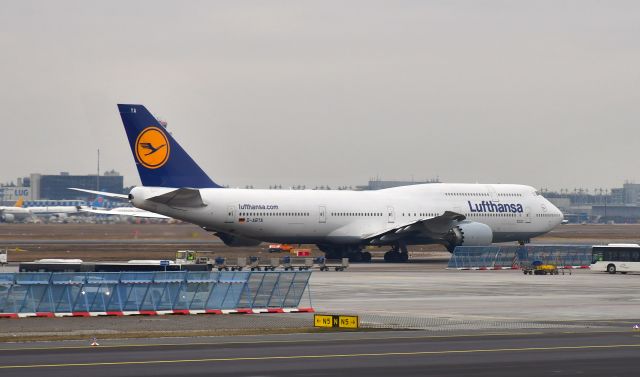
[175,250,213,265]
[282,256,313,271]
[268,244,294,253]
[317,257,349,271]
[213,257,228,271]
[522,262,560,275]
[226,257,247,271]
[248,257,279,271]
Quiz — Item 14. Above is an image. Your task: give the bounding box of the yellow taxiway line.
[0,329,630,353]
[1,343,639,369]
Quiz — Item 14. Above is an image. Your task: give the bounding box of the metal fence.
[0,271,311,315]
[448,245,593,269]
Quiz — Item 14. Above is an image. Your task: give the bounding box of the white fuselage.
[27,206,81,216]
[130,183,563,246]
[0,206,32,222]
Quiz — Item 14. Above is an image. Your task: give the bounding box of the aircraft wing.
[363,211,465,244]
[81,207,170,219]
[69,188,128,199]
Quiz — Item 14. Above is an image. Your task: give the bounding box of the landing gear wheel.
[384,250,401,263]
[349,252,363,263]
[361,251,372,263]
[399,253,409,262]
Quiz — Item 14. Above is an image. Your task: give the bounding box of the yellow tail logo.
[14,196,24,208]
[135,127,170,169]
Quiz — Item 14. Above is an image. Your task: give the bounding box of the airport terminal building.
[1,171,124,204]
[542,182,640,223]
[30,172,124,200]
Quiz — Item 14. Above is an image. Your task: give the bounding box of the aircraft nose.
[550,202,564,225]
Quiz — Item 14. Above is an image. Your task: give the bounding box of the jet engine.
[0,213,15,223]
[215,232,262,247]
[444,221,493,252]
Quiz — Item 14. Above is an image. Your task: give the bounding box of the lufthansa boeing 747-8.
[80,104,564,262]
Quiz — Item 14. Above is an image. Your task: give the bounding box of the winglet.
[118,104,221,188]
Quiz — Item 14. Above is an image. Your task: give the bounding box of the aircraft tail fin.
[14,197,24,208]
[92,196,105,208]
[117,104,221,188]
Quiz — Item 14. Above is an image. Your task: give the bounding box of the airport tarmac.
[2,223,640,375]
[1,263,637,339]
[0,330,638,376]
[312,264,640,329]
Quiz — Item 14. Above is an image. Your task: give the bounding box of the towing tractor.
[523,260,559,275]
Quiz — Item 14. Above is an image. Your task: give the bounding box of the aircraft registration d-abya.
[81,104,564,262]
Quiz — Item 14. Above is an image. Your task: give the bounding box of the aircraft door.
[225,205,235,223]
[524,206,531,223]
[487,185,500,202]
[387,206,395,223]
[318,206,326,223]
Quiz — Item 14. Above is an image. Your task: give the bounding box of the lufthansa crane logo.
[135,127,170,169]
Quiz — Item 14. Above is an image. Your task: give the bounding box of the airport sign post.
[314,314,359,329]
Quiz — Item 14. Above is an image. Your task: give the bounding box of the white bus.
[591,244,640,274]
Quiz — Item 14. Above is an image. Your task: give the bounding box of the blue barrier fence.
[0,271,311,315]
[448,245,593,269]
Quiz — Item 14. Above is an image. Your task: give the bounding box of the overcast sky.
[1,1,638,191]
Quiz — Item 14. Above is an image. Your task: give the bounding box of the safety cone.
[90,337,99,346]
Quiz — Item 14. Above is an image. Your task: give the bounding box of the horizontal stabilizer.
[69,188,128,199]
[146,188,206,208]
[82,208,170,219]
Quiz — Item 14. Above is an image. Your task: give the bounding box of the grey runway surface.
[1,331,639,377]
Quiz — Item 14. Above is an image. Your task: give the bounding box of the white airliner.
[1,197,83,221]
[26,205,83,217]
[87,104,564,262]
[0,197,32,223]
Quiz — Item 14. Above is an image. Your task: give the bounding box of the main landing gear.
[318,245,372,263]
[383,243,409,263]
[348,251,372,263]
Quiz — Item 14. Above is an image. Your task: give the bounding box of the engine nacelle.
[445,221,493,252]
[215,232,262,247]
[0,213,15,223]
